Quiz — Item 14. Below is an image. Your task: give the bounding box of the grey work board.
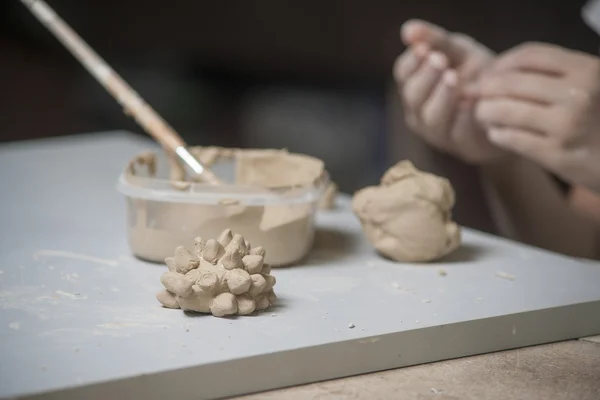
[1,132,599,400]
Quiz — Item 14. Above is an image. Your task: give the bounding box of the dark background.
[1,0,597,231]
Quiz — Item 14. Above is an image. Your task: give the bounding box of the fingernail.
[401,23,413,43]
[428,52,447,69]
[401,20,420,43]
[443,70,458,87]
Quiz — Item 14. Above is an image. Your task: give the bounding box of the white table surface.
[1,132,599,400]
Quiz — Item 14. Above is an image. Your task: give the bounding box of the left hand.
[394,20,502,165]
[470,42,600,193]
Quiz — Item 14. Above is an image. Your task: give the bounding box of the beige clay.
[156,229,277,317]
[319,182,338,210]
[234,148,325,188]
[352,161,461,262]
[127,150,156,176]
[126,147,327,266]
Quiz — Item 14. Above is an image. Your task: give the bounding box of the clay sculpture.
[156,229,277,317]
[352,160,461,262]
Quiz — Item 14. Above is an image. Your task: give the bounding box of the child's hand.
[472,43,600,192]
[394,20,505,164]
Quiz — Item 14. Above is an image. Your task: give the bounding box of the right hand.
[394,19,504,164]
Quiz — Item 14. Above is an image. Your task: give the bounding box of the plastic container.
[116,149,328,266]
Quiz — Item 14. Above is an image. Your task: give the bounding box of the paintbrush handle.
[21,0,222,184]
[21,0,184,151]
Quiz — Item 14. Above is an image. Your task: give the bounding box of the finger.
[420,70,459,140]
[451,101,488,150]
[470,71,568,105]
[490,42,587,76]
[401,19,466,64]
[475,98,553,134]
[393,44,429,83]
[487,127,565,171]
[402,51,448,113]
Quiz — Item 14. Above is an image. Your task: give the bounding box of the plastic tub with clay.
[116,147,328,266]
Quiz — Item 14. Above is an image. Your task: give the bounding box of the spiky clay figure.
[156,229,277,317]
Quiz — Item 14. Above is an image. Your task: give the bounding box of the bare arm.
[570,186,600,223]
[480,156,599,259]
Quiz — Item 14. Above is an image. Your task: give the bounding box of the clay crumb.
[8,322,20,330]
[422,299,431,303]
[348,323,355,329]
[430,388,443,394]
[495,271,516,281]
[438,269,447,276]
[171,181,192,191]
[271,313,276,317]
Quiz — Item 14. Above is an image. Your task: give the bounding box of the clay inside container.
[118,147,328,266]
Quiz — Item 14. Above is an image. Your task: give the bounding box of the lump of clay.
[352,161,461,262]
[156,229,277,317]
